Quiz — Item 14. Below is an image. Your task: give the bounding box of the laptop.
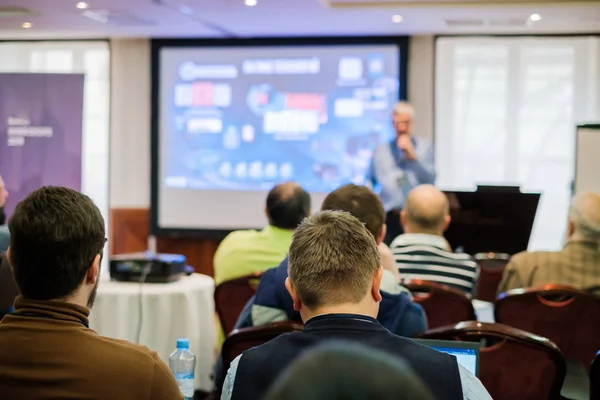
[414,339,480,376]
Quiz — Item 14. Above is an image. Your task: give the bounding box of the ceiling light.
[529,13,542,22]
[392,14,404,23]
[76,1,89,9]
[245,0,257,6]
[21,22,32,28]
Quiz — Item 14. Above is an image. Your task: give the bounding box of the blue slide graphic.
[160,45,400,193]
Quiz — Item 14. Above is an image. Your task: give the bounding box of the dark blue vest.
[231,314,463,400]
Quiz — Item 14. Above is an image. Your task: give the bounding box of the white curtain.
[435,36,600,251]
[0,41,110,274]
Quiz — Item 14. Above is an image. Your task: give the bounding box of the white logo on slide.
[338,57,363,81]
[179,62,197,81]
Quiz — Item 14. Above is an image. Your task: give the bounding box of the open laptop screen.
[413,339,480,376]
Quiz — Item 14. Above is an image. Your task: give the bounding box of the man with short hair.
[0,186,183,400]
[391,184,479,294]
[498,192,600,295]
[213,182,310,285]
[248,184,424,336]
[369,101,435,244]
[0,174,8,225]
[221,211,491,400]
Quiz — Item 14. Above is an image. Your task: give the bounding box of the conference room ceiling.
[0,0,598,39]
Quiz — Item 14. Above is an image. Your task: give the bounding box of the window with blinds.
[435,37,600,250]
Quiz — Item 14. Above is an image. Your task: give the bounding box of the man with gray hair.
[369,101,435,244]
[498,192,600,294]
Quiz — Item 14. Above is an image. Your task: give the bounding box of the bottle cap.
[176,338,189,349]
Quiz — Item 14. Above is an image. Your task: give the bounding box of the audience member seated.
[247,184,425,336]
[213,182,310,285]
[0,173,8,225]
[498,192,600,295]
[0,187,182,400]
[264,342,434,400]
[0,249,19,320]
[391,184,479,294]
[0,225,9,253]
[221,211,490,400]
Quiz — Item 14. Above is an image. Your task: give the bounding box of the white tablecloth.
[89,274,216,391]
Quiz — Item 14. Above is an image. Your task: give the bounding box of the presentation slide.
[157,43,400,231]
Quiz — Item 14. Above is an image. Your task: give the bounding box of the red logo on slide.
[193,82,214,107]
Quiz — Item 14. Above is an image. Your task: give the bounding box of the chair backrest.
[422,321,566,400]
[405,280,476,329]
[496,284,600,373]
[0,253,19,312]
[221,321,304,373]
[214,272,263,335]
[474,252,510,302]
[592,351,600,400]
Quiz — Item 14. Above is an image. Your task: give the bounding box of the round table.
[89,273,216,392]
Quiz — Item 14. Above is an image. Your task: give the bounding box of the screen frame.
[150,36,410,237]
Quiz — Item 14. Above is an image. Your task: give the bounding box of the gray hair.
[569,192,600,239]
[393,101,415,118]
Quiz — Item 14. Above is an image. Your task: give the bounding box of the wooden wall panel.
[109,208,150,256]
[109,208,220,277]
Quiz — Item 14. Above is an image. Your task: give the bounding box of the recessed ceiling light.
[245,0,257,6]
[76,1,89,9]
[392,14,404,23]
[529,13,542,22]
[21,22,32,29]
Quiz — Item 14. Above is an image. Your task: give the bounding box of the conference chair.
[474,252,510,302]
[405,280,476,329]
[591,351,600,400]
[422,321,567,400]
[221,321,304,374]
[496,284,600,374]
[214,272,263,335]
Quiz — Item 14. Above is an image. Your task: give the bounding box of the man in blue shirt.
[369,101,435,244]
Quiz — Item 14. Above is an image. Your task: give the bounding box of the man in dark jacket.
[246,184,426,337]
[221,211,491,400]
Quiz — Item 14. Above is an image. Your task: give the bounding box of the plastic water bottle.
[169,338,196,400]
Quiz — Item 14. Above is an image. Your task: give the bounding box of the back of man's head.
[321,184,385,241]
[288,210,381,309]
[265,342,433,400]
[569,192,600,241]
[402,184,450,235]
[266,182,311,230]
[8,186,106,300]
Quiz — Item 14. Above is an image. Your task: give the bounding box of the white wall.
[107,37,435,208]
[408,35,435,140]
[110,39,151,208]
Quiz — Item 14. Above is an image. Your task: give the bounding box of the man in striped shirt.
[390,184,479,294]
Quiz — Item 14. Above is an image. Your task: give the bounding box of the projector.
[109,252,187,283]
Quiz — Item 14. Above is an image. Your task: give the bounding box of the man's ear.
[371,266,383,303]
[6,246,12,268]
[285,277,302,311]
[400,210,407,228]
[567,220,575,238]
[86,254,101,285]
[376,224,387,245]
[443,215,451,232]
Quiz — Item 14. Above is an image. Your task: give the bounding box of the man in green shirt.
[213,182,311,285]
